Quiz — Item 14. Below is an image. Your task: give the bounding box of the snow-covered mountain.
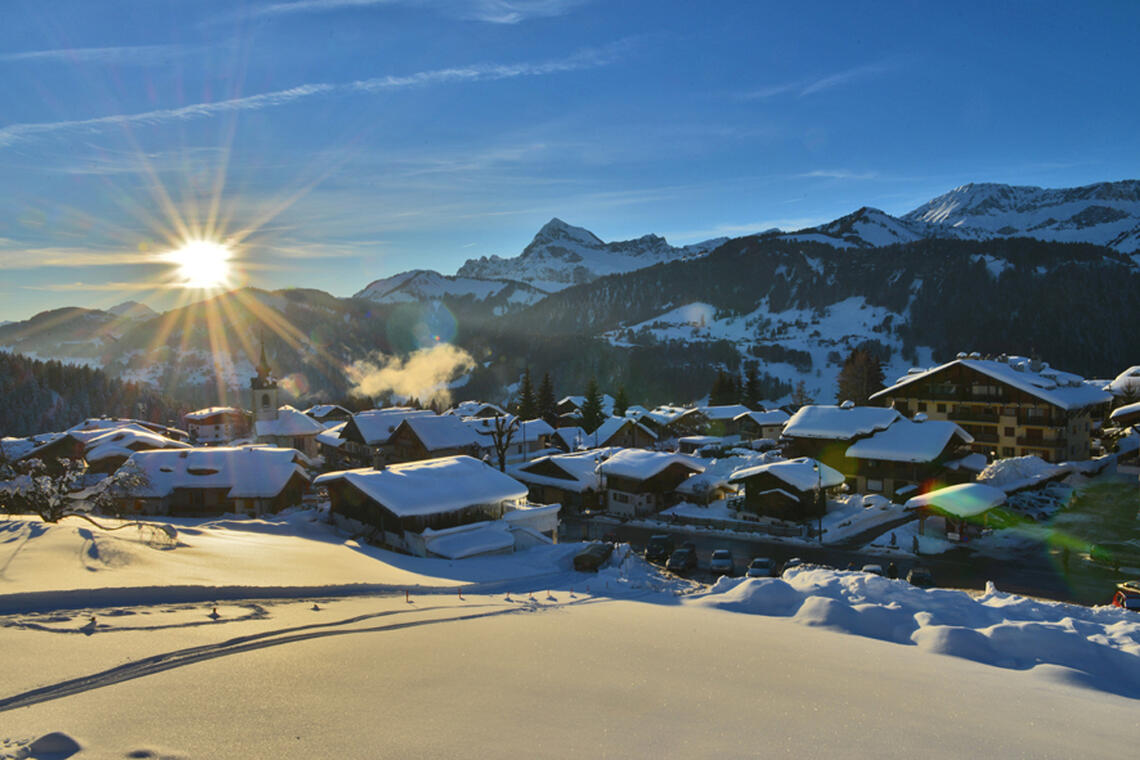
[353,269,546,308]
[457,218,728,292]
[782,207,948,249]
[902,180,1140,253]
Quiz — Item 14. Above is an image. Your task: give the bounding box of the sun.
[165,239,233,289]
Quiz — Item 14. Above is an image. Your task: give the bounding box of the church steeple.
[250,333,279,422]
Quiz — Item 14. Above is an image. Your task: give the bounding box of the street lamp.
[812,461,823,544]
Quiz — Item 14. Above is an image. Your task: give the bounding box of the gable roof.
[255,406,327,438]
[871,357,1113,411]
[903,483,1005,517]
[511,448,618,492]
[729,457,845,492]
[396,415,483,452]
[128,446,310,499]
[782,405,902,441]
[588,416,658,446]
[698,404,752,421]
[304,404,352,420]
[185,406,246,422]
[845,419,973,463]
[315,455,527,517]
[345,408,436,445]
[597,449,703,481]
[734,409,791,427]
[84,427,191,464]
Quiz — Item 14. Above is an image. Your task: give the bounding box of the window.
[611,492,630,503]
[1002,447,1015,457]
[866,479,883,492]
[1004,427,1014,437]
[261,393,271,409]
[936,404,946,413]
[917,402,927,412]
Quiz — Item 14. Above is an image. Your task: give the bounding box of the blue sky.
[0,0,1137,320]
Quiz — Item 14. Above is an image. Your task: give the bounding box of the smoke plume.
[345,344,476,407]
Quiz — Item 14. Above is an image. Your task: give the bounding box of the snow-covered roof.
[67,417,187,440]
[698,404,751,421]
[397,415,483,451]
[462,416,555,441]
[558,394,615,415]
[510,448,617,491]
[1107,365,1140,396]
[445,401,507,418]
[128,446,310,499]
[316,422,348,449]
[184,406,246,422]
[255,406,327,439]
[904,483,1005,517]
[977,455,1066,493]
[315,455,527,517]
[304,404,351,420]
[871,357,1113,411]
[1109,400,1140,421]
[422,522,515,559]
[587,416,658,445]
[734,409,791,427]
[347,408,436,445]
[84,427,191,463]
[944,452,988,473]
[728,457,845,491]
[845,419,973,463]
[641,405,693,425]
[597,449,703,481]
[553,426,586,450]
[782,405,901,440]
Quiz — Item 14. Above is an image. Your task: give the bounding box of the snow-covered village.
[3,1,1140,758]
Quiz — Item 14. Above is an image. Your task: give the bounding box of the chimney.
[372,450,386,471]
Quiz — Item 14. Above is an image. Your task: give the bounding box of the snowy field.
[2,510,1138,758]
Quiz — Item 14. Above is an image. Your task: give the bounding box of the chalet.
[184,407,250,445]
[83,426,191,475]
[67,417,188,442]
[388,415,485,463]
[510,448,616,514]
[870,354,1113,463]
[733,409,790,442]
[694,404,752,436]
[556,394,615,425]
[633,405,693,438]
[337,408,436,466]
[1108,366,1140,398]
[905,483,1006,543]
[781,403,902,473]
[316,421,350,470]
[304,404,353,425]
[552,426,587,452]
[120,446,311,517]
[315,455,559,558]
[727,457,845,522]
[446,401,507,419]
[844,417,975,498]
[254,405,326,460]
[580,417,658,450]
[597,449,704,517]
[1108,401,1140,429]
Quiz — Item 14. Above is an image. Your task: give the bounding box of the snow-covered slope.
[107,300,158,321]
[457,217,728,292]
[353,269,546,307]
[903,180,1140,253]
[783,206,953,248]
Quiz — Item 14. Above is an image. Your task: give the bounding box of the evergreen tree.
[537,372,558,426]
[790,379,814,409]
[744,365,762,409]
[579,377,606,434]
[517,367,537,419]
[835,348,886,406]
[709,369,736,405]
[613,385,630,417]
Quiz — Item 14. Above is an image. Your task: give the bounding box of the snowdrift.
[696,567,1140,698]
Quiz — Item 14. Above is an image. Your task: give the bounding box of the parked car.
[666,546,698,573]
[906,566,935,588]
[746,557,774,578]
[861,563,884,576]
[645,535,675,564]
[709,549,735,576]
[573,542,614,572]
[1112,580,1140,611]
[780,557,803,575]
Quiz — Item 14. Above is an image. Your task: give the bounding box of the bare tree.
[487,416,520,472]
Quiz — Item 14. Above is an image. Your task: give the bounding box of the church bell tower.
[250,336,279,422]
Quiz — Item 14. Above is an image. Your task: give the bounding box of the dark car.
[709,549,735,576]
[746,557,774,578]
[1112,580,1140,611]
[645,534,675,564]
[666,546,698,573]
[574,541,614,572]
[906,566,935,588]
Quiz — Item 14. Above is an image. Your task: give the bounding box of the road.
[563,516,1124,605]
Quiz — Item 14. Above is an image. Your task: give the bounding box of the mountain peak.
[529,218,605,249]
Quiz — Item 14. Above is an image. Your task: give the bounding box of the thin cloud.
[0,45,184,65]
[27,280,169,292]
[0,247,158,269]
[741,61,893,100]
[0,44,624,148]
[797,169,879,180]
[250,0,588,24]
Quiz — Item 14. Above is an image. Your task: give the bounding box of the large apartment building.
[869,354,1112,463]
